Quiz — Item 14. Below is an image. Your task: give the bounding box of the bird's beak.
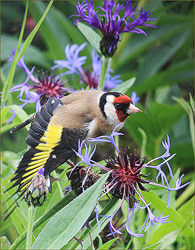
[127,104,142,114]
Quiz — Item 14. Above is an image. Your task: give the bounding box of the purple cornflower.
[89,123,124,152]
[7,48,70,123]
[29,69,68,105]
[71,127,190,237]
[53,43,122,90]
[131,91,140,106]
[52,43,87,76]
[72,1,157,57]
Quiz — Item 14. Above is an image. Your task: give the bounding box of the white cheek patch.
[104,102,119,125]
[104,95,120,126]
[106,95,114,104]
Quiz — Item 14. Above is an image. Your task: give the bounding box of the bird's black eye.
[114,103,124,111]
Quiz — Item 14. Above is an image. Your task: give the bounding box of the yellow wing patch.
[21,117,63,190]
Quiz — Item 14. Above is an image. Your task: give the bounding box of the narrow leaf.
[1,107,10,125]
[143,190,193,247]
[176,181,194,209]
[1,1,28,108]
[189,94,194,112]
[1,236,11,250]
[138,127,147,158]
[98,238,118,250]
[17,1,53,62]
[173,96,194,153]
[28,1,67,59]
[7,105,30,130]
[77,22,101,54]
[76,198,120,250]
[31,172,110,250]
[112,77,136,94]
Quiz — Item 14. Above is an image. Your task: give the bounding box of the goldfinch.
[4,90,141,215]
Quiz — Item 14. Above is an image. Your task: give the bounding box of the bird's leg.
[50,176,65,182]
[66,160,75,168]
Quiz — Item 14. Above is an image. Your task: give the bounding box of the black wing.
[6,97,88,196]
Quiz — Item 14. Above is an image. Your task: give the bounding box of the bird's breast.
[86,118,114,139]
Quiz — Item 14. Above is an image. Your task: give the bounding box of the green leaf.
[138,127,147,158]
[1,236,11,250]
[8,191,77,250]
[28,1,67,60]
[98,237,118,250]
[77,22,102,54]
[173,96,194,153]
[158,230,180,250]
[135,30,189,85]
[7,105,30,129]
[1,34,51,69]
[47,4,85,47]
[132,59,193,95]
[176,180,194,209]
[125,102,185,158]
[77,198,120,249]
[18,1,54,60]
[112,77,136,94]
[63,197,120,250]
[117,19,192,69]
[143,190,184,228]
[189,94,194,112]
[143,190,193,248]
[1,107,10,125]
[1,1,28,109]
[2,181,27,236]
[31,172,110,250]
[177,195,194,220]
[1,105,30,134]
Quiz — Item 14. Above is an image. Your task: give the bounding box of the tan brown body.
[54,90,115,138]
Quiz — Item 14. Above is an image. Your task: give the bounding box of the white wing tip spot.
[52,154,56,158]
[51,100,55,104]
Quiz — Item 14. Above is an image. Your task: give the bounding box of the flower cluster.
[68,126,190,237]
[7,48,72,123]
[53,43,122,90]
[72,1,156,57]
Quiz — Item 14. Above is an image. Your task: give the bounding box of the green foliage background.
[1,1,194,249]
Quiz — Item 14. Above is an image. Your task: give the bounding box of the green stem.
[1,1,29,109]
[115,135,119,154]
[125,237,133,250]
[98,56,111,90]
[53,170,64,199]
[26,206,36,249]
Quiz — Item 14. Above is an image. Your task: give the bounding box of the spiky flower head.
[67,165,100,195]
[30,69,67,105]
[25,168,47,207]
[107,150,149,200]
[7,48,71,123]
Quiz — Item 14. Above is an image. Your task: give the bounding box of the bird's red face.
[113,95,133,122]
[100,92,142,126]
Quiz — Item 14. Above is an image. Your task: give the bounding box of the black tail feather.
[10,115,35,133]
[3,190,26,221]
[3,204,18,221]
